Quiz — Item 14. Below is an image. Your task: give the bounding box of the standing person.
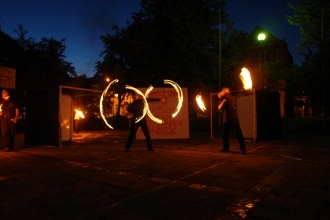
[0,90,19,152]
[125,93,164,152]
[218,87,246,155]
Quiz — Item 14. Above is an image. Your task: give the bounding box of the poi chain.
[99,79,183,129]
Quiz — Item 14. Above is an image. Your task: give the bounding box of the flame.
[74,109,85,119]
[239,67,252,90]
[100,79,119,129]
[125,85,149,123]
[100,79,182,126]
[145,86,164,124]
[164,79,183,118]
[196,94,206,111]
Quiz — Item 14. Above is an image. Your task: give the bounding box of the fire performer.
[125,92,165,152]
[0,90,19,152]
[218,87,246,155]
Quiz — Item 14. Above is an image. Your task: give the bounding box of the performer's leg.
[125,122,139,151]
[2,122,11,151]
[140,120,153,150]
[233,118,246,154]
[9,123,16,150]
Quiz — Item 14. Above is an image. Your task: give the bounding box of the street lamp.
[258,33,266,41]
[258,33,266,88]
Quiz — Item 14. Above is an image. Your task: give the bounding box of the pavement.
[1,127,330,220]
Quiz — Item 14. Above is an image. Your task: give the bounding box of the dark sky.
[0,0,302,78]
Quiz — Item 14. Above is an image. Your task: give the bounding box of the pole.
[261,54,264,88]
[322,0,325,129]
[219,3,221,91]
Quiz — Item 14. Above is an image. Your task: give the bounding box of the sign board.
[136,87,189,139]
[236,94,256,140]
[0,66,16,89]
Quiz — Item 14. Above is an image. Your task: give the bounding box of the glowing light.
[125,85,149,123]
[258,33,266,41]
[239,67,253,90]
[196,94,206,111]
[145,86,164,124]
[74,109,85,119]
[100,79,119,129]
[164,79,183,118]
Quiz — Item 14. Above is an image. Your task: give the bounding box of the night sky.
[0,0,302,78]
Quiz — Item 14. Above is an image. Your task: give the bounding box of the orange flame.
[164,79,183,118]
[196,94,206,111]
[74,109,84,120]
[239,67,252,90]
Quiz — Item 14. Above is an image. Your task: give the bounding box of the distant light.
[106,77,110,82]
[258,33,266,41]
[114,94,118,97]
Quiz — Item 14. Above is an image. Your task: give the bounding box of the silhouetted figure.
[218,87,246,155]
[0,90,19,152]
[125,93,164,152]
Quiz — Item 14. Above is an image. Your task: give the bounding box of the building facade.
[245,26,293,117]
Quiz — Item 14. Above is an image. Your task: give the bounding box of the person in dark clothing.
[218,87,246,155]
[0,90,19,152]
[125,93,164,152]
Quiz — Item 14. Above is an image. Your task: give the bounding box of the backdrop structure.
[135,87,190,140]
[25,86,102,147]
[210,89,281,141]
[236,89,281,141]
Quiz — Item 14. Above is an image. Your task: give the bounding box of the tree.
[96,0,242,101]
[10,25,77,91]
[286,0,330,115]
[287,0,330,53]
[1,25,78,120]
[0,29,23,68]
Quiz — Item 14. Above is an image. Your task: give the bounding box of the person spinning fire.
[125,92,165,152]
[0,90,19,152]
[218,87,246,155]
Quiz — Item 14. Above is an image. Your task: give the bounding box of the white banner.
[136,87,189,139]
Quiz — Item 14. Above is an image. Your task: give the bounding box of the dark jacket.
[127,98,160,120]
[219,93,238,123]
[0,99,18,123]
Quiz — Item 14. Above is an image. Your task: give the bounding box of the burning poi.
[100,79,183,129]
[239,67,252,90]
[196,94,206,111]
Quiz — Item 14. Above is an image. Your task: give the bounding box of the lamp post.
[258,33,266,88]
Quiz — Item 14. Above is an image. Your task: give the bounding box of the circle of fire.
[164,79,183,118]
[99,79,119,129]
[125,85,149,123]
[100,79,183,128]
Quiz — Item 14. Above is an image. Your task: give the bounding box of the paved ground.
[1,127,330,220]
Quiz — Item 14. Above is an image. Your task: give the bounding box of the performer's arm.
[13,108,19,123]
[146,97,166,103]
[218,99,227,110]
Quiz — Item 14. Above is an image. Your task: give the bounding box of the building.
[245,26,293,117]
